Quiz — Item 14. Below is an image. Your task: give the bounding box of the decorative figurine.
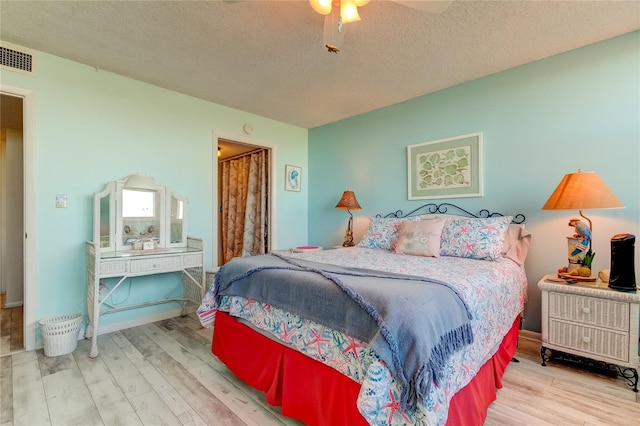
[568,218,591,256]
[343,228,354,247]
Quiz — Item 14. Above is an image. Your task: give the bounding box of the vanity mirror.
[86,174,204,358]
[93,174,188,252]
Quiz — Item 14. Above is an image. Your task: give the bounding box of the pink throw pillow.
[395,218,446,257]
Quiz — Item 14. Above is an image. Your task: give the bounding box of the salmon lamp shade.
[335,190,362,247]
[542,170,623,212]
[542,169,623,273]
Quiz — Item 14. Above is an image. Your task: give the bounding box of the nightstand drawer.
[548,292,629,331]
[548,319,630,363]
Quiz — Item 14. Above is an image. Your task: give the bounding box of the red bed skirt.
[212,312,520,426]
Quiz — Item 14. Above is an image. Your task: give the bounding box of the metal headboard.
[376,202,525,224]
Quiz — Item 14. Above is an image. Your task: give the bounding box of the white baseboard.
[4,301,23,308]
[96,306,197,336]
[33,306,199,351]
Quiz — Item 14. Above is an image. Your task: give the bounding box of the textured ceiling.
[1,1,639,129]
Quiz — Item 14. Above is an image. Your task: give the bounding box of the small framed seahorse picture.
[284,164,302,192]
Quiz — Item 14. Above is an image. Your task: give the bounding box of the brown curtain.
[221,149,268,264]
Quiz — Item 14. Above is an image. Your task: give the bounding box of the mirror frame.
[93,181,116,252]
[93,176,188,253]
[166,188,188,248]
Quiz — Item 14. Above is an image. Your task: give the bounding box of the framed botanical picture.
[407,132,483,200]
[284,164,302,192]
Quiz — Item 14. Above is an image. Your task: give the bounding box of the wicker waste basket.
[39,313,83,357]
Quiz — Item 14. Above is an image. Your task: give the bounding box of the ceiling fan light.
[309,0,333,15]
[341,0,361,23]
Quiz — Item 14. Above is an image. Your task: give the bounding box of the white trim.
[0,84,36,351]
[212,130,277,267]
[93,307,195,337]
[4,301,23,309]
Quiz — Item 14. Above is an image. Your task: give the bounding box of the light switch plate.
[55,194,67,208]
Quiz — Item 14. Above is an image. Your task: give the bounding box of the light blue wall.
[308,31,640,332]
[1,48,308,345]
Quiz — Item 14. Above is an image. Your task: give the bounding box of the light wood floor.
[0,294,24,356]
[1,313,639,426]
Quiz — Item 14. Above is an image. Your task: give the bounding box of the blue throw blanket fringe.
[214,254,473,412]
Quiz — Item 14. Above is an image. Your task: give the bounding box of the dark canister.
[608,233,636,291]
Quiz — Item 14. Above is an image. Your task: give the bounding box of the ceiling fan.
[311,0,454,53]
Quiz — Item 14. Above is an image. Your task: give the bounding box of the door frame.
[1,84,36,351]
[212,131,277,268]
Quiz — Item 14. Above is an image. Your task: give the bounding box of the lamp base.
[342,229,355,247]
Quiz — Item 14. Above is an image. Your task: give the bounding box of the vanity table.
[85,175,205,358]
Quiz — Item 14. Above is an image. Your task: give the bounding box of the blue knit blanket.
[214,254,473,411]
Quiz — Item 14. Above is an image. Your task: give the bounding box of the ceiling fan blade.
[391,0,453,14]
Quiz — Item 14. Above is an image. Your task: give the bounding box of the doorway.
[0,93,24,355]
[217,138,271,266]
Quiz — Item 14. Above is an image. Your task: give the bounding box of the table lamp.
[542,169,623,276]
[335,190,362,247]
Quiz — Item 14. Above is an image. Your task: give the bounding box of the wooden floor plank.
[73,339,143,426]
[177,409,209,426]
[122,327,247,426]
[36,350,77,377]
[0,298,23,355]
[161,316,300,426]
[9,350,36,366]
[0,356,13,424]
[139,323,206,371]
[156,317,238,379]
[97,333,154,399]
[128,389,180,426]
[4,313,639,426]
[0,336,9,355]
[11,354,51,426]
[110,330,206,421]
[41,368,103,425]
[188,363,285,426]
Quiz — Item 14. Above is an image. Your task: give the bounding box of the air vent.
[1,45,35,75]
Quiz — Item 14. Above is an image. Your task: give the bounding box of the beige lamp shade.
[335,190,362,211]
[542,170,623,211]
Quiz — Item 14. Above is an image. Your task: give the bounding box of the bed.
[198,203,531,426]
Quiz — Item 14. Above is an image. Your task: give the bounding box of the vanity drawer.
[100,260,129,276]
[548,292,629,331]
[130,256,182,273]
[548,318,630,363]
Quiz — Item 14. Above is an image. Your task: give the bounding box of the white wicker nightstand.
[538,275,640,392]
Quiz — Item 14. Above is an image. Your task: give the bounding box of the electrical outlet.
[99,284,109,298]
